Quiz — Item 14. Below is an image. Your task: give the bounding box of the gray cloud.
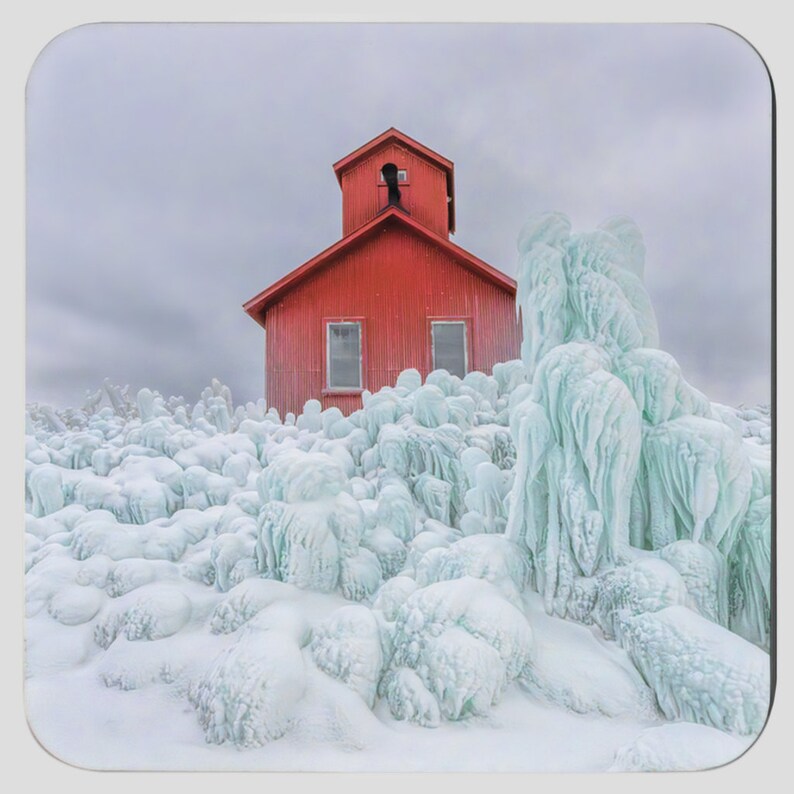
[26,23,772,409]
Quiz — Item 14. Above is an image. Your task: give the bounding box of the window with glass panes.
[327,322,362,389]
[431,321,467,379]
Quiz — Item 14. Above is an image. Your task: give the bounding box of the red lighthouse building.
[243,128,521,418]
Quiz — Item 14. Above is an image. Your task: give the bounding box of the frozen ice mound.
[70,512,193,563]
[46,582,104,626]
[360,524,407,579]
[609,722,747,771]
[93,584,193,647]
[462,461,509,534]
[379,667,442,727]
[414,534,529,606]
[105,558,182,597]
[210,529,257,593]
[189,614,308,748]
[28,464,65,517]
[615,606,770,735]
[520,597,659,719]
[255,450,376,596]
[97,631,229,692]
[26,553,94,618]
[592,557,690,640]
[658,540,728,626]
[310,605,386,708]
[371,575,418,621]
[384,577,534,722]
[209,578,301,634]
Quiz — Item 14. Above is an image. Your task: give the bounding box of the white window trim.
[378,169,409,182]
[431,320,468,377]
[326,321,363,391]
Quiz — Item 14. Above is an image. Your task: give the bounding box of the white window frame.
[326,320,363,391]
[431,320,468,377]
[378,169,409,182]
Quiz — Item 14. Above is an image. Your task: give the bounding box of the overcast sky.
[26,23,772,410]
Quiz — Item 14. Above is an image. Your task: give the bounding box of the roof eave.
[242,210,398,319]
[242,206,515,322]
[332,127,454,186]
[447,170,456,234]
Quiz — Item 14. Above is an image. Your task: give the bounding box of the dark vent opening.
[381,162,401,208]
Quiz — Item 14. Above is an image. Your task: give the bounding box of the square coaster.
[24,22,773,772]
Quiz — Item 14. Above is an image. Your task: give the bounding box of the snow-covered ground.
[24,214,771,771]
[25,593,687,772]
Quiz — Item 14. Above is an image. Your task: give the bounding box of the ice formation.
[24,215,771,771]
[189,606,309,748]
[310,605,386,708]
[383,577,534,722]
[519,595,658,719]
[590,557,690,640]
[506,341,643,615]
[616,606,769,735]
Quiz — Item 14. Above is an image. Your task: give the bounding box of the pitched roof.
[332,127,456,233]
[243,206,516,329]
[332,127,454,180]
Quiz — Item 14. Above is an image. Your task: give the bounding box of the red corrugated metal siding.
[340,142,450,238]
[264,220,520,417]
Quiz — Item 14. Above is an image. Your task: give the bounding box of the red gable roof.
[332,127,456,234]
[332,127,454,181]
[243,206,515,329]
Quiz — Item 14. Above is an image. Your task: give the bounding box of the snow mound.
[189,610,308,748]
[255,451,371,595]
[616,606,770,735]
[414,534,528,606]
[593,558,690,640]
[521,602,658,719]
[658,540,728,625]
[209,578,300,634]
[93,585,193,647]
[385,577,534,721]
[310,605,386,708]
[610,722,748,771]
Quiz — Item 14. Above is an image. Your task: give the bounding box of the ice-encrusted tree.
[506,212,771,654]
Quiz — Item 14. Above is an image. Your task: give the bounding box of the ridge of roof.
[331,127,454,183]
[242,207,515,328]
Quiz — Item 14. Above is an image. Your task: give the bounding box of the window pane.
[432,322,466,379]
[380,169,408,182]
[328,323,361,389]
